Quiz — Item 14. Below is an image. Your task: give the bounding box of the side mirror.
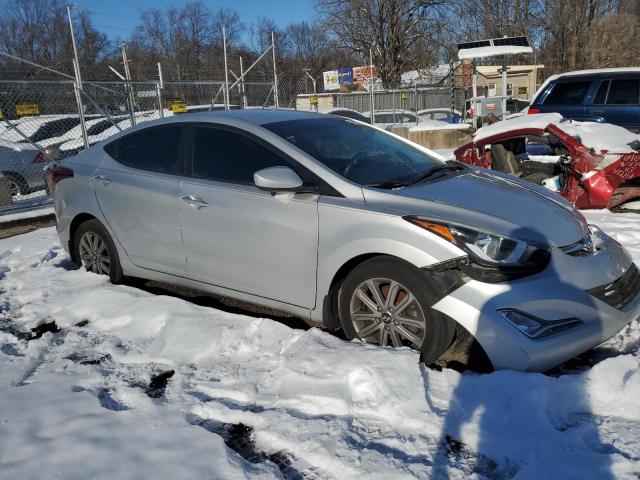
[253,166,304,191]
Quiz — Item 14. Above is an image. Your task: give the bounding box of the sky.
[74,0,317,42]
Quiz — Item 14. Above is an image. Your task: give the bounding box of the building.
[401,61,544,100]
[474,64,544,100]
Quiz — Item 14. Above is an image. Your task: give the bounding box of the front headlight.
[405,217,551,282]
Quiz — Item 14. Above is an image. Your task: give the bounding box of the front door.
[179,123,319,308]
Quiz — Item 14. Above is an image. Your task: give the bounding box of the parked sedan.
[48,110,640,371]
[0,139,48,195]
[417,108,462,124]
[363,109,420,129]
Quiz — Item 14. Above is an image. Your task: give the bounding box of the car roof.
[532,67,640,103]
[548,67,640,80]
[170,109,323,126]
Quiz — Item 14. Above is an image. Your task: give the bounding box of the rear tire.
[73,219,123,284]
[3,172,27,196]
[338,256,456,363]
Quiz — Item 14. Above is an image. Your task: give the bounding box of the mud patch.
[439,435,519,480]
[190,417,325,479]
[146,370,175,398]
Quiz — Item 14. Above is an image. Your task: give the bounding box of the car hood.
[365,168,589,247]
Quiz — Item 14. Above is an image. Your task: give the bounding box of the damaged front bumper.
[432,234,640,371]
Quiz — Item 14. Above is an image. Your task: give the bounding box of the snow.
[457,45,532,60]
[401,64,457,85]
[475,113,640,154]
[1,210,639,478]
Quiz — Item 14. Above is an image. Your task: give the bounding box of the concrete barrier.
[389,125,473,151]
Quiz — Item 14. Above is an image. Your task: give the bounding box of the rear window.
[543,81,592,105]
[606,79,640,105]
[104,125,183,174]
[29,118,80,142]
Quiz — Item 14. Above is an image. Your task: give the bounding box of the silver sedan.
[48,110,640,371]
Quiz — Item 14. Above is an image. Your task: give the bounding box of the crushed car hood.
[366,169,589,247]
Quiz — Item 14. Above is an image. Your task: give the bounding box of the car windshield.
[264,117,444,186]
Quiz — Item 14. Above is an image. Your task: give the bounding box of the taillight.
[33,151,46,163]
[50,165,74,188]
[528,107,540,115]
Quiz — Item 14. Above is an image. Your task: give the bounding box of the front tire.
[338,257,455,363]
[73,219,123,284]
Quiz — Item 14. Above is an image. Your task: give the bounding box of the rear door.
[93,124,187,275]
[587,77,640,131]
[179,123,319,308]
[534,78,593,120]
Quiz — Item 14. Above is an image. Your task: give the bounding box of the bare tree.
[317,0,453,87]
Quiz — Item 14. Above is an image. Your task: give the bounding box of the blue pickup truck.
[529,68,640,133]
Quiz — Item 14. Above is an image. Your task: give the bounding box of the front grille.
[587,263,640,311]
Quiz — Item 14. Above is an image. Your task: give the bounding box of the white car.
[363,109,422,129]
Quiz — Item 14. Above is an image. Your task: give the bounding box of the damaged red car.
[454,113,640,209]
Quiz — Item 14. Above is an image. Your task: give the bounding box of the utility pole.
[67,6,88,149]
[119,43,136,125]
[501,55,508,120]
[271,31,279,108]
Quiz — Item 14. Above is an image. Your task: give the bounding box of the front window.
[264,117,444,186]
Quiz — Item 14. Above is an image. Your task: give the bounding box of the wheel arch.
[68,213,101,262]
[321,253,396,330]
[1,171,28,194]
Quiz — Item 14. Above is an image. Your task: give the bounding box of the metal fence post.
[449,59,455,116]
[369,48,375,125]
[414,82,418,125]
[223,25,230,110]
[157,62,164,117]
[239,57,247,109]
[271,31,279,108]
[119,44,136,125]
[67,6,88,149]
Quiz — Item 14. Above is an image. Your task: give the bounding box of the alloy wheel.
[349,277,426,348]
[8,179,20,197]
[79,231,111,275]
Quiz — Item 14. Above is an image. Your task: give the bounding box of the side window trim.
[102,124,187,176]
[592,79,610,105]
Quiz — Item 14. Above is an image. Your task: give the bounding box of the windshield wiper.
[366,180,411,189]
[410,163,466,185]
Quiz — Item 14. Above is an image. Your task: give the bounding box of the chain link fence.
[0,65,470,217]
[0,78,278,216]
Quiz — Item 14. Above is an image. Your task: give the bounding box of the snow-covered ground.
[0,210,639,479]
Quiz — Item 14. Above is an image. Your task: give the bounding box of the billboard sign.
[352,66,377,86]
[338,67,353,85]
[323,70,339,91]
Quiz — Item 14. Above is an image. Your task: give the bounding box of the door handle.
[92,175,112,185]
[180,195,209,209]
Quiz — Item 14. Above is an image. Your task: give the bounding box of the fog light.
[497,309,582,339]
